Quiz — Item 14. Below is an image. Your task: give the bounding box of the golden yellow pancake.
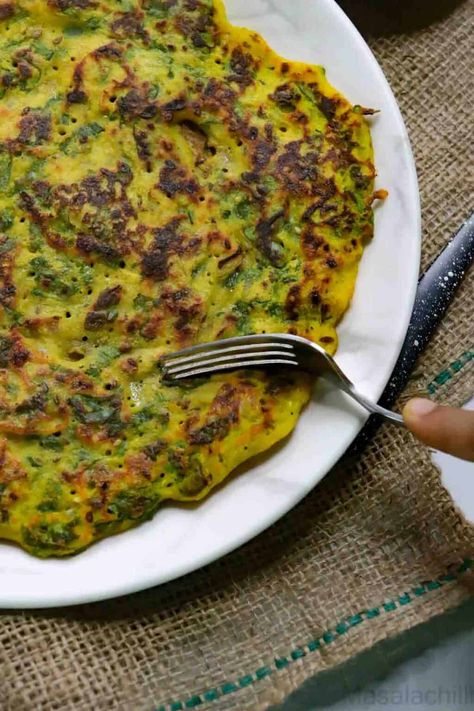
[0,0,376,556]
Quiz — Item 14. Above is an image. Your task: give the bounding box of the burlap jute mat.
[1,2,473,709]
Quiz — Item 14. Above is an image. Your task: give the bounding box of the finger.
[403,398,474,462]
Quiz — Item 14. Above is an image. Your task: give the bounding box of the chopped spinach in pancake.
[0,0,376,556]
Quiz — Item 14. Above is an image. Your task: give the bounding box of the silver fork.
[161,333,404,425]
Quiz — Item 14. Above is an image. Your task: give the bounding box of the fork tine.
[164,348,297,375]
[165,341,293,367]
[166,357,298,380]
[162,339,294,368]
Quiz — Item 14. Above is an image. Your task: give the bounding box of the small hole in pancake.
[87,289,93,295]
[236,140,243,146]
[71,117,77,124]
[119,260,126,268]
[105,449,111,455]
[109,96,117,103]
[65,311,71,318]
[70,490,76,495]
[53,431,61,438]
[199,196,205,202]
[53,66,58,71]
[82,336,88,342]
[279,127,287,132]
[208,145,217,156]
[58,129,67,136]
[20,217,25,223]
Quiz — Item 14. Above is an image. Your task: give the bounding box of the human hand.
[403,399,474,462]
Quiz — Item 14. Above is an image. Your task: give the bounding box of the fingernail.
[404,398,437,419]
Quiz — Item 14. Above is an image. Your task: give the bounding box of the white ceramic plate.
[0,0,420,608]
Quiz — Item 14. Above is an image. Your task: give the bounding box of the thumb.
[403,398,474,462]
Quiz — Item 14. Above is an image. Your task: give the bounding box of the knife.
[355,211,474,448]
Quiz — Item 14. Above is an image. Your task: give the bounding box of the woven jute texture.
[1,2,474,710]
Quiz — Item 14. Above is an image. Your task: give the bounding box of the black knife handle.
[380,211,474,408]
[352,212,474,451]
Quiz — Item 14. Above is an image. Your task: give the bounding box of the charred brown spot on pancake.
[93,43,123,60]
[118,89,157,120]
[84,311,109,331]
[0,236,16,309]
[255,210,285,267]
[0,335,29,368]
[110,11,150,43]
[95,286,122,310]
[252,139,276,172]
[142,439,166,462]
[285,284,301,321]
[48,0,96,9]
[301,229,325,259]
[161,96,186,122]
[76,234,121,263]
[228,47,255,87]
[0,3,14,19]
[275,140,320,195]
[0,283,16,307]
[198,78,235,113]
[310,288,321,307]
[19,191,43,224]
[66,88,87,104]
[269,83,300,109]
[307,84,339,121]
[188,384,240,446]
[133,128,152,171]
[15,385,48,416]
[141,218,182,280]
[302,183,337,222]
[158,159,199,199]
[159,287,203,341]
[84,284,122,331]
[174,0,215,49]
[84,286,122,331]
[17,110,51,145]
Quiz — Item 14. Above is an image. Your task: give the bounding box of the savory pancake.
[0,0,376,556]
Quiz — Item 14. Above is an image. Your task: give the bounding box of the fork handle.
[344,385,404,425]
